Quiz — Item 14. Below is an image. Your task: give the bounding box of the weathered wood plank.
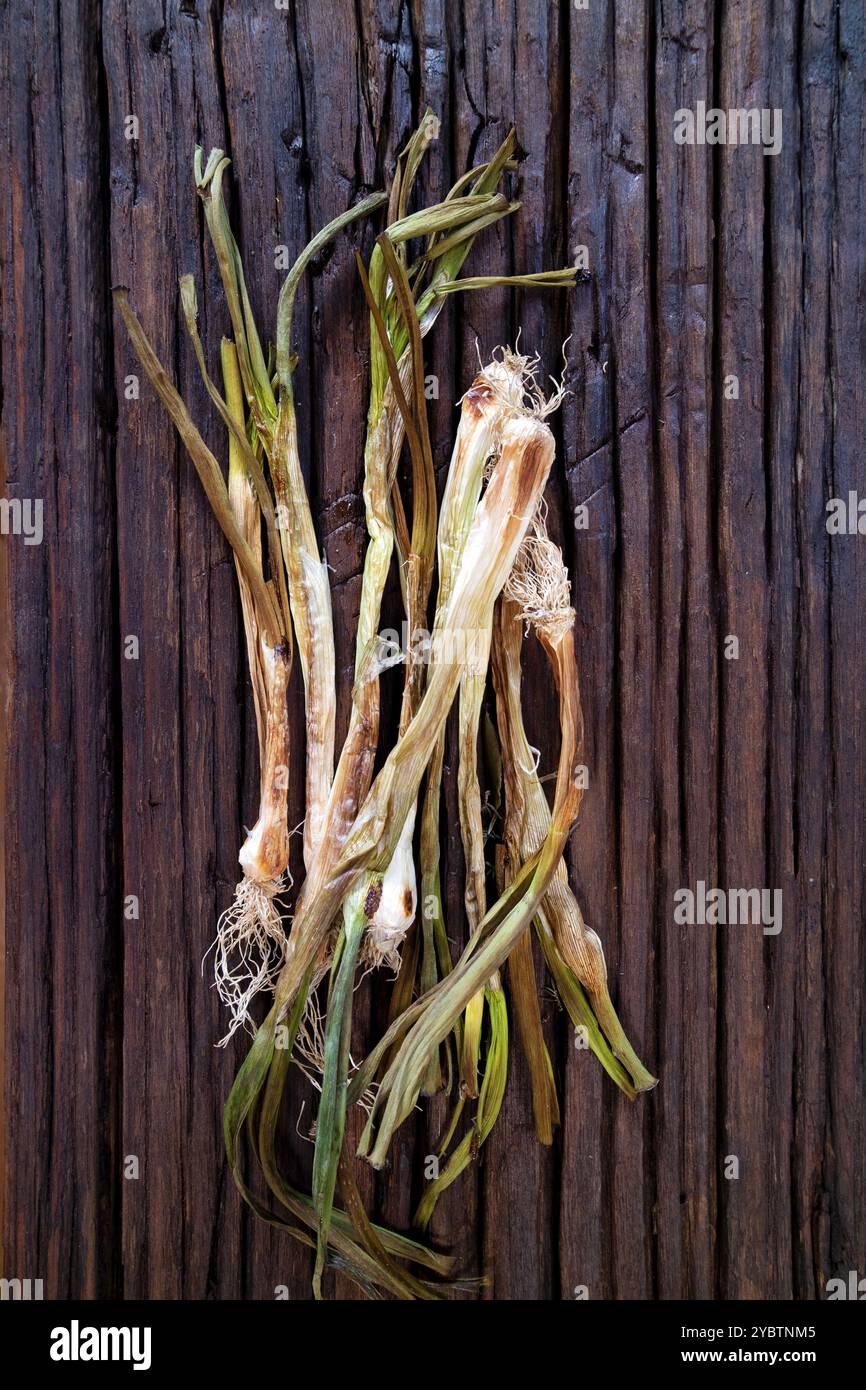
[603,0,657,1302]
[715,0,773,1299]
[763,0,802,1302]
[103,0,246,1299]
[2,0,865,1304]
[561,0,621,1303]
[651,0,717,1302]
[0,0,120,1299]
[825,0,866,1288]
[790,0,835,1300]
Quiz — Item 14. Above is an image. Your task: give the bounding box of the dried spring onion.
[201,117,572,1294]
[230,366,564,1284]
[407,367,654,1223]
[258,125,581,1289]
[492,575,657,1094]
[116,152,451,1293]
[359,436,654,1187]
[117,109,654,1300]
[347,389,574,1164]
[409,357,569,1216]
[117,158,389,1043]
[299,365,569,1283]
[267,123,534,1288]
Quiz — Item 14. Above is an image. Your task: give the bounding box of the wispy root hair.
[208,875,290,1046]
[473,339,570,422]
[361,923,407,974]
[504,502,575,644]
[293,983,379,1117]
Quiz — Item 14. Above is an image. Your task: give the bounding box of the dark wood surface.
[2,0,864,1300]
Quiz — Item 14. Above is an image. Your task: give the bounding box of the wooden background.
[2,0,864,1301]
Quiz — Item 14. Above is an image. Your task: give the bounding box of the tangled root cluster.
[293,986,327,1090]
[361,921,407,975]
[475,339,569,422]
[293,985,378,1117]
[505,502,575,643]
[208,874,290,1046]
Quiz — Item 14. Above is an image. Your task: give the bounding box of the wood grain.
[1,0,864,1301]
